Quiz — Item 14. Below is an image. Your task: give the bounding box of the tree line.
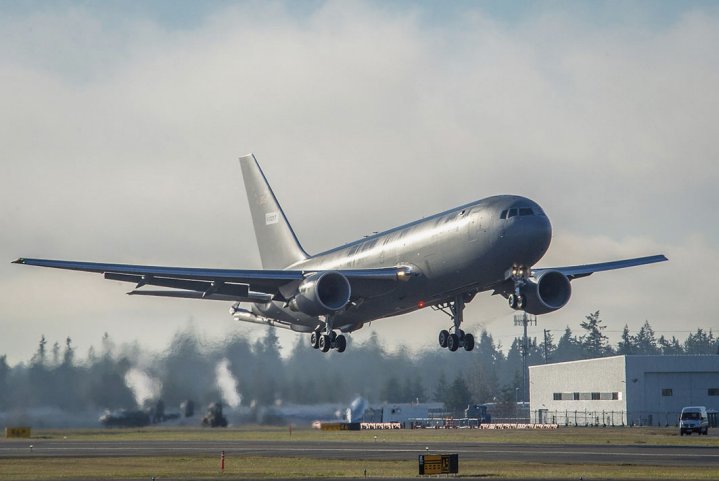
[0,312,716,418]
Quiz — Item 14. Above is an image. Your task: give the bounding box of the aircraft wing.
[532,254,668,280]
[12,258,411,302]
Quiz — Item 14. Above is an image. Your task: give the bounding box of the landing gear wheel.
[457,329,465,340]
[439,330,449,348]
[319,334,331,353]
[447,333,459,352]
[330,331,337,343]
[463,333,475,351]
[335,335,347,353]
[508,294,518,309]
[516,294,526,310]
[310,330,320,349]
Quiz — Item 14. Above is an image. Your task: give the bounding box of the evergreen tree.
[538,330,556,364]
[0,355,8,409]
[685,328,715,354]
[467,330,501,403]
[579,311,610,358]
[554,327,584,362]
[31,335,47,365]
[658,335,684,355]
[616,325,636,355]
[445,375,472,414]
[433,371,448,403]
[634,321,659,354]
[380,376,403,402]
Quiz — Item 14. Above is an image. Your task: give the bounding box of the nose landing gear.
[434,294,475,352]
[508,265,529,310]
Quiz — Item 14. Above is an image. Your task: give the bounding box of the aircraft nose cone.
[537,214,552,255]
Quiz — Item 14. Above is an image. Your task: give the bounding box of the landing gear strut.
[309,315,346,353]
[508,265,529,310]
[433,294,475,352]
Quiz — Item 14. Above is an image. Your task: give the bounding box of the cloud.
[1,2,717,362]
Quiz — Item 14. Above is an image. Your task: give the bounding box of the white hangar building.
[529,355,719,427]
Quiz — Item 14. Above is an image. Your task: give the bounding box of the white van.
[679,406,709,436]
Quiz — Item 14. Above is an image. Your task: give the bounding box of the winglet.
[12,258,26,264]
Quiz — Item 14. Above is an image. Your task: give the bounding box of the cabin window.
[507,208,518,218]
[500,210,508,219]
[662,388,673,397]
[708,388,719,396]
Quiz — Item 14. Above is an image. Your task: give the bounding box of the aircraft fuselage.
[253,195,551,332]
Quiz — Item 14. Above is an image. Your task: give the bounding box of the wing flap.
[128,289,273,303]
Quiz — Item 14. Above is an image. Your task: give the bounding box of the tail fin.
[239,154,309,269]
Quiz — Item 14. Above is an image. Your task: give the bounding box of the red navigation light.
[418,300,425,308]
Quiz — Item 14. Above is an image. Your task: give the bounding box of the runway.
[2,437,718,467]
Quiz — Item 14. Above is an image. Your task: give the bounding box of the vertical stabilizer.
[239,154,309,269]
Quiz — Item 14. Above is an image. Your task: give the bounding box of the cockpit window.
[507,208,518,218]
[500,210,508,219]
[519,207,534,216]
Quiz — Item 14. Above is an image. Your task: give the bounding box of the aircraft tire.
[439,330,449,348]
[330,331,337,342]
[508,294,518,309]
[310,331,320,349]
[463,333,475,351]
[448,333,459,352]
[335,335,347,353]
[458,329,465,340]
[319,334,331,353]
[517,294,526,310]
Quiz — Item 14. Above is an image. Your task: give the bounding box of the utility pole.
[514,312,537,404]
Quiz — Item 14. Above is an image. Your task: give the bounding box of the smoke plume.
[215,358,242,408]
[124,368,162,407]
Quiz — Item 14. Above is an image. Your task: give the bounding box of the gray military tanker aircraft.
[14,154,666,353]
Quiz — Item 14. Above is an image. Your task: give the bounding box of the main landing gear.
[434,294,475,352]
[309,315,346,353]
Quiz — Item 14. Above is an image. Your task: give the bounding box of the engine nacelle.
[522,270,572,315]
[289,271,351,316]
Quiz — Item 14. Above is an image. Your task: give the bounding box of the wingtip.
[12,258,25,264]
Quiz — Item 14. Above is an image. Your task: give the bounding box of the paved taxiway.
[2,437,718,467]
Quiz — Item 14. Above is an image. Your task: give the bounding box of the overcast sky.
[2,1,718,364]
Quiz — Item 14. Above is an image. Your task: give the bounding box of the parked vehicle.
[679,406,709,436]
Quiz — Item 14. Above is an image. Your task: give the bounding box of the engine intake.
[289,271,351,316]
[522,270,572,315]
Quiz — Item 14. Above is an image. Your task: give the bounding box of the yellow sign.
[419,454,458,475]
[5,427,31,438]
[421,455,443,475]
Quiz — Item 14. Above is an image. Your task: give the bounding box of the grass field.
[1,426,717,480]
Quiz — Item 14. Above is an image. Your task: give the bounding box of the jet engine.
[289,271,351,316]
[521,270,572,315]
